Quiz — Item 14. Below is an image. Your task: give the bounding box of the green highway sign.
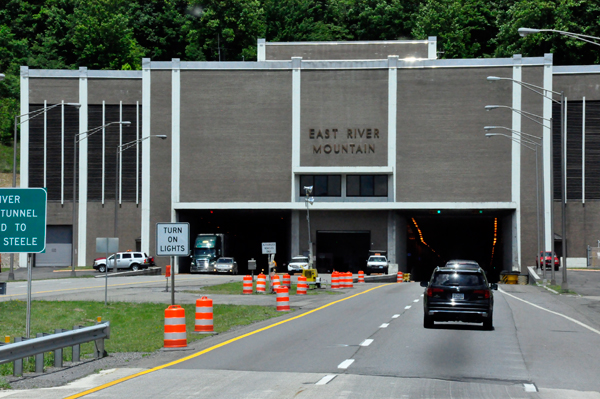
[0,188,47,253]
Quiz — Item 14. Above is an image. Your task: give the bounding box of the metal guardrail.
[0,322,110,376]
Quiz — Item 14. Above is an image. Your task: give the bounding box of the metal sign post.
[156,223,190,305]
[262,243,276,292]
[96,238,118,306]
[0,188,47,339]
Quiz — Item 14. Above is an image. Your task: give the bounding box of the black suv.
[420,266,498,329]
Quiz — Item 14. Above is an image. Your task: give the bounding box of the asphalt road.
[3,280,600,398]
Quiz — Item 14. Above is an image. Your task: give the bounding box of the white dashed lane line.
[413,299,419,303]
[360,339,373,347]
[379,323,389,328]
[316,375,337,385]
[392,314,400,318]
[338,359,355,369]
[404,306,411,309]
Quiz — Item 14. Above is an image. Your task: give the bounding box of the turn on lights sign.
[0,188,47,253]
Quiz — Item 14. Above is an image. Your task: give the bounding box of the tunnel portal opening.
[406,211,508,283]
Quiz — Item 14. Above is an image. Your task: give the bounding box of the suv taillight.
[473,289,490,299]
[427,287,443,297]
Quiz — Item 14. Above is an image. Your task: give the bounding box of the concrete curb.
[94,267,162,278]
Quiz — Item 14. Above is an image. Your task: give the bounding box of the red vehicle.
[536,251,560,271]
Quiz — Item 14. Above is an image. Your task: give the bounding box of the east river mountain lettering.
[309,128,380,154]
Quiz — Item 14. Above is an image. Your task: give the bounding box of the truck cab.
[190,234,225,273]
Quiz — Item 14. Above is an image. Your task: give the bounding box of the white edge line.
[337,359,355,369]
[359,339,373,347]
[316,375,337,385]
[499,288,600,336]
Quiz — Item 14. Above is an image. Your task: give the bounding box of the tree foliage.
[0,0,599,144]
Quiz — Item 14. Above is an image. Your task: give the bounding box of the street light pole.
[72,121,130,276]
[487,76,564,287]
[304,186,314,268]
[518,28,600,48]
[485,132,544,280]
[8,102,80,281]
[114,135,168,239]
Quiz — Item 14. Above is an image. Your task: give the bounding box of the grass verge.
[546,284,578,295]
[185,281,341,296]
[0,300,281,376]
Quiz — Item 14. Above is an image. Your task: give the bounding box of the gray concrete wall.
[554,74,600,100]
[266,42,428,61]
[396,66,515,202]
[149,71,173,261]
[301,69,388,167]
[85,202,141,264]
[179,70,293,203]
[88,79,142,105]
[28,78,79,104]
[298,211,388,254]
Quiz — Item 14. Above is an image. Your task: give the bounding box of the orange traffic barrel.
[347,272,354,288]
[358,270,365,283]
[243,275,253,294]
[397,271,403,283]
[272,274,281,291]
[297,276,308,295]
[164,305,187,348]
[282,274,291,288]
[331,271,340,289]
[276,287,290,311]
[256,273,266,294]
[341,272,348,288]
[194,297,214,333]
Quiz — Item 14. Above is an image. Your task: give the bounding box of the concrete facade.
[16,38,600,277]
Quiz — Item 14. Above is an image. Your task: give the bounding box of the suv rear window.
[432,272,485,287]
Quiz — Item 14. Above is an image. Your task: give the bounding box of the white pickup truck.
[366,255,389,275]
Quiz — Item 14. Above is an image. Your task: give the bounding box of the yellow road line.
[0,277,203,298]
[65,283,394,398]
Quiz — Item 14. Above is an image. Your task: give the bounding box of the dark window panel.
[329,175,341,196]
[314,175,328,196]
[361,175,374,196]
[347,175,360,196]
[374,175,388,196]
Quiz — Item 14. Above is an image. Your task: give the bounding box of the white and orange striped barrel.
[397,271,403,283]
[276,287,290,311]
[243,275,253,294]
[331,271,340,289]
[194,297,214,333]
[297,276,308,295]
[347,272,354,288]
[358,270,365,283]
[164,305,187,347]
[282,274,291,288]
[271,274,281,291]
[340,272,348,288]
[256,273,266,293]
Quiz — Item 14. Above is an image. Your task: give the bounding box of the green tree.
[494,0,600,65]
[412,0,499,58]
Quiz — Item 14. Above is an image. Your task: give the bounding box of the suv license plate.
[452,293,464,300]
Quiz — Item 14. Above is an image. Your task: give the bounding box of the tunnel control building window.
[347,175,388,197]
[300,175,341,196]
